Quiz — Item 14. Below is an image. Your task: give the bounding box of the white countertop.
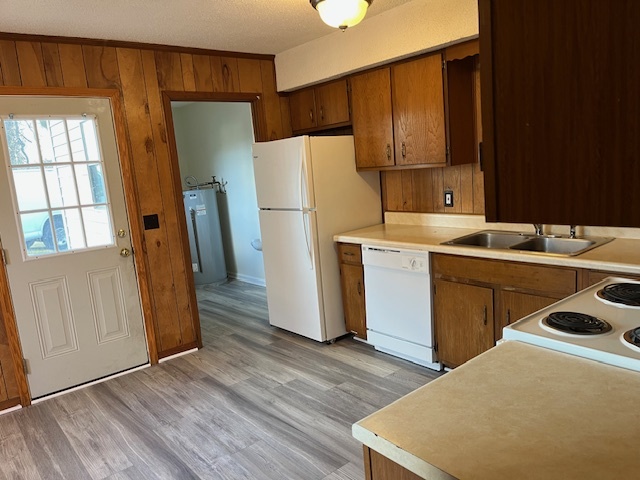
[334,222,640,275]
[353,341,640,479]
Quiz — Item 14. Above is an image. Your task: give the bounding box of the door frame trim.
[0,87,158,405]
[160,91,268,357]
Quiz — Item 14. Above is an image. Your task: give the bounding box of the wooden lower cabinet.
[432,253,578,368]
[364,447,423,480]
[584,269,640,287]
[434,279,494,368]
[338,243,367,339]
[496,291,558,342]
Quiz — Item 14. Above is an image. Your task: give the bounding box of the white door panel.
[252,137,315,210]
[258,209,324,341]
[0,96,148,399]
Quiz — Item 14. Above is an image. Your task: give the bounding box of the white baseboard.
[228,272,266,287]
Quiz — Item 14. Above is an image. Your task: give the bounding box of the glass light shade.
[316,0,370,30]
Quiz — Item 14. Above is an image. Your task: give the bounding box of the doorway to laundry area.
[166,96,267,334]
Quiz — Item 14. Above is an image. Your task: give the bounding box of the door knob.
[120,248,131,257]
[117,229,127,238]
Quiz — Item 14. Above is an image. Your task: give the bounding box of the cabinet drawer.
[338,243,362,265]
[586,270,640,287]
[432,254,577,296]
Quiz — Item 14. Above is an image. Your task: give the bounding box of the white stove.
[502,276,640,372]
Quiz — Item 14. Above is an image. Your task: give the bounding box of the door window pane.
[5,120,40,165]
[36,119,71,164]
[75,163,106,205]
[52,209,84,251]
[44,164,79,208]
[2,115,116,258]
[83,206,112,247]
[68,119,101,162]
[11,166,48,211]
[20,212,55,257]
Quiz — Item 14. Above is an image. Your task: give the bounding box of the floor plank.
[0,279,443,478]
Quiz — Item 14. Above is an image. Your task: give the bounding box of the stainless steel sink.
[508,236,613,256]
[442,230,613,256]
[442,230,535,249]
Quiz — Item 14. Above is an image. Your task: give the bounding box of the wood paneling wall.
[0,35,291,375]
[382,163,485,214]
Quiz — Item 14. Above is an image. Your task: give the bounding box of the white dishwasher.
[362,245,440,370]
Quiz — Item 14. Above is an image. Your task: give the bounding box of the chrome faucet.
[569,225,577,239]
[533,224,543,236]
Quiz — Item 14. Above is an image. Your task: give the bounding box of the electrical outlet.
[444,190,454,207]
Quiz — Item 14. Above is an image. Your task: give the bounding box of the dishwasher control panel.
[401,255,428,272]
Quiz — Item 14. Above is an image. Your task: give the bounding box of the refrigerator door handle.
[299,149,308,209]
[302,211,314,270]
[190,208,203,273]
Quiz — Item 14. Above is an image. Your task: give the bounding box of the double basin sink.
[442,230,613,257]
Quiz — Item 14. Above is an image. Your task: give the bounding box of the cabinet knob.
[386,144,391,161]
[401,141,406,159]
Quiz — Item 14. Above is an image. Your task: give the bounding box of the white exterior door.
[0,96,148,399]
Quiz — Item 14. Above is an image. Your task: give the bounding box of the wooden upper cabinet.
[392,53,446,167]
[289,79,350,133]
[289,88,317,132]
[315,79,350,127]
[480,0,640,227]
[445,40,480,167]
[351,68,395,169]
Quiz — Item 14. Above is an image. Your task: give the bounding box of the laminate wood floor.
[0,279,443,479]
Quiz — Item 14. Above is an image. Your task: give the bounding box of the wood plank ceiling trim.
[0,32,275,61]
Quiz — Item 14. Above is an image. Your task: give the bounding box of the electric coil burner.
[623,327,640,350]
[596,283,640,307]
[541,311,612,336]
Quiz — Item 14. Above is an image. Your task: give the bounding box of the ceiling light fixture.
[310,0,373,31]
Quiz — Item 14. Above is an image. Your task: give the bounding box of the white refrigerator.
[252,135,381,342]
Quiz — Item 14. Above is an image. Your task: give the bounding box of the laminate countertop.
[333,223,640,275]
[352,341,640,479]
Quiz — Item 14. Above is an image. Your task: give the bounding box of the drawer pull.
[506,309,511,325]
[357,281,362,295]
[386,144,391,161]
[344,252,355,256]
[401,141,406,159]
[483,305,488,326]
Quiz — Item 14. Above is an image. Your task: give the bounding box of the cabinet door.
[341,263,367,339]
[480,0,640,227]
[350,68,395,169]
[392,53,446,166]
[497,291,557,342]
[434,279,494,368]
[315,79,350,128]
[289,88,317,132]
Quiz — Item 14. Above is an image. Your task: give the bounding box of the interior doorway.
[168,100,266,329]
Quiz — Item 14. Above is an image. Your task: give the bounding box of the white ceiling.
[1,0,414,55]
